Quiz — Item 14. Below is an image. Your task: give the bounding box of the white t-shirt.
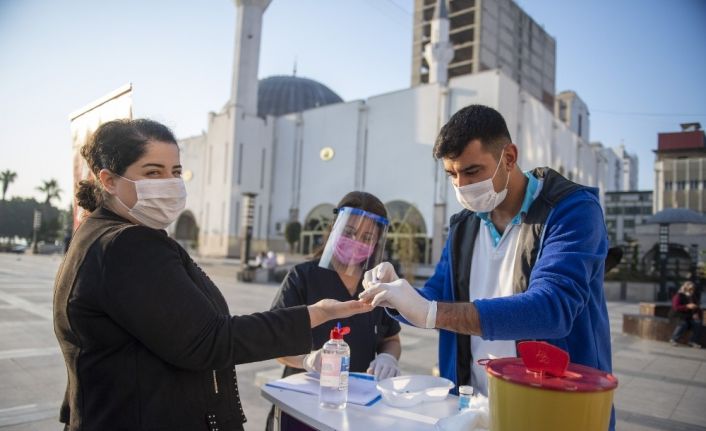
[469,222,522,396]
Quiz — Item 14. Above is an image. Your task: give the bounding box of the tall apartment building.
[613,145,639,191]
[411,0,557,110]
[654,123,706,214]
[604,190,653,245]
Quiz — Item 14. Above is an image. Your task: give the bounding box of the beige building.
[411,0,556,110]
[555,91,589,142]
[654,123,706,214]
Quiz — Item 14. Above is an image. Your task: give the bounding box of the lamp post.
[238,192,257,282]
[32,209,42,254]
[690,243,700,298]
[657,223,669,301]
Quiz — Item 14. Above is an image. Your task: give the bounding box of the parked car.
[9,245,27,254]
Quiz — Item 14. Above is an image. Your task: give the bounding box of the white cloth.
[435,394,489,431]
[469,221,521,396]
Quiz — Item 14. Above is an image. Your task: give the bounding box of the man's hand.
[302,349,323,373]
[308,299,372,328]
[359,278,435,329]
[366,353,400,380]
[363,262,399,288]
[687,303,698,310]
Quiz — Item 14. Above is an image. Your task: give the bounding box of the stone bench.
[638,302,672,318]
[622,314,676,341]
[623,308,706,345]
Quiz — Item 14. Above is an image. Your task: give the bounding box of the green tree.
[0,170,17,201]
[0,197,61,243]
[36,178,63,205]
[284,221,302,253]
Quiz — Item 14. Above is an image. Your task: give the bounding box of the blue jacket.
[392,168,614,429]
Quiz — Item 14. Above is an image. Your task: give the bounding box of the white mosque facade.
[171,0,615,264]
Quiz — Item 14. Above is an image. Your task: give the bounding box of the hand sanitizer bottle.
[319,323,351,409]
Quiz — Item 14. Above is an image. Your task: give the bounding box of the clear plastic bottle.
[319,324,351,409]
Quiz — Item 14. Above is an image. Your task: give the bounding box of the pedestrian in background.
[670,281,703,348]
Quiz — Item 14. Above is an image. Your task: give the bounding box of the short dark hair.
[433,104,512,160]
[76,119,177,212]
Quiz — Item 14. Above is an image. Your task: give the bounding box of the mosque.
[172,0,613,265]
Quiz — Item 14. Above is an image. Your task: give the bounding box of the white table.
[261,384,460,431]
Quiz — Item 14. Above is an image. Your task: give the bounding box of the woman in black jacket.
[53,119,370,431]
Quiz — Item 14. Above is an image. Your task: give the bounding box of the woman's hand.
[307,299,372,328]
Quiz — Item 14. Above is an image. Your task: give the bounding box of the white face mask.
[453,150,510,213]
[114,176,187,229]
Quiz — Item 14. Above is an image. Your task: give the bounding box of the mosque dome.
[257,75,343,117]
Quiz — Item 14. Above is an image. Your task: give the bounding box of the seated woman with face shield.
[266,192,402,429]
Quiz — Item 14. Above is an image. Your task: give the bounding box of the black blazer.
[53,207,312,430]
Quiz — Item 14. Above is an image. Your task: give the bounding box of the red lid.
[480,341,618,393]
[330,324,350,340]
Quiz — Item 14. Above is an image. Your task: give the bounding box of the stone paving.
[0,253,705,430]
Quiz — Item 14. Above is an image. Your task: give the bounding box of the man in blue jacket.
[360,104,613,429]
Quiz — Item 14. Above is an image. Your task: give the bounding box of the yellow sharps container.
[481,341,617,431]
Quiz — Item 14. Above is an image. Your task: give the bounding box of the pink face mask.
[333,236,376,265]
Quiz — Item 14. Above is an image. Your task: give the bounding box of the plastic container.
[479,341,618,431]
[319,324,351,409]
[376,375,454,407]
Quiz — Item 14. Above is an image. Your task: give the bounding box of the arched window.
[300,203,335,255]
[385,200,431,268]
[174,211,199,252]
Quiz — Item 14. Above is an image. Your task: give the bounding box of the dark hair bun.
[75,179,102,212]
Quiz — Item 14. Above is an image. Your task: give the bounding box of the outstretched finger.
[358,285,383,301]
[370,290,390,308]
[337,300,373,317]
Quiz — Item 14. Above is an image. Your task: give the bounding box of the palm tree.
[1,170,17,201]
[36,178,63,206]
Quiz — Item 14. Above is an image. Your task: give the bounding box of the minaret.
[230,0,272,114]
[423,0,454,85]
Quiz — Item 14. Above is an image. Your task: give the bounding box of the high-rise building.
[592,143,639,193]
[411,0,556,109]
[613,145,639,191]
[654,123,706,214]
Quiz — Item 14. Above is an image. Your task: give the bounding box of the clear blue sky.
[1,0,704,207]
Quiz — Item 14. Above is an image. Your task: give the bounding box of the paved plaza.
[0,253,705,430]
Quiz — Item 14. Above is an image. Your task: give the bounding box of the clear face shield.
[318,206,389,277]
